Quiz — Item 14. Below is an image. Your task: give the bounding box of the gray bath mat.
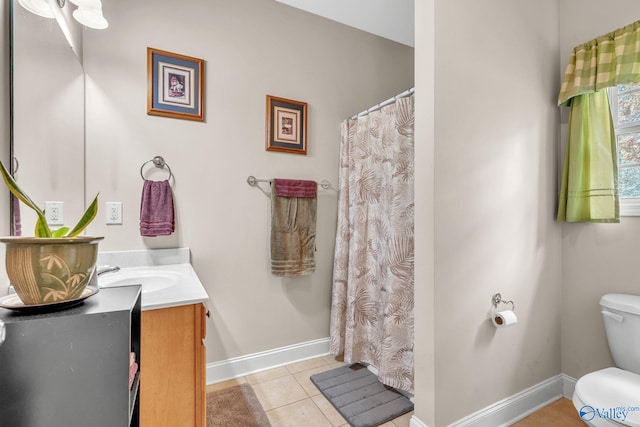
[310,363,413,427]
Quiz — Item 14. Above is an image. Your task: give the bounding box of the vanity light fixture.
[69,0,108,29]
[18,0,55,18]
[18,0,108,29]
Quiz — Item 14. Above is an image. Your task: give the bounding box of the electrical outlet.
[106,202,123,225]
[45,201,64,226]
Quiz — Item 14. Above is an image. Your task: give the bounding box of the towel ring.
[12,155,19,176]
[140,156,173,181]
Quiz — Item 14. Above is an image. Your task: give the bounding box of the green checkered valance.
[558,20,640,106]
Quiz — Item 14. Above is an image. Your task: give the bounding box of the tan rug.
[206,383,272,427]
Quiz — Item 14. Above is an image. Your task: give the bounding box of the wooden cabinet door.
[141,304,205,427]
[196,304,207,427]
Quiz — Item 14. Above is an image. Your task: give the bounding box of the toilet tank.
[600,293,640,374]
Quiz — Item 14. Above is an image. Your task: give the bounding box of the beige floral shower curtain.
[330,94,415,393]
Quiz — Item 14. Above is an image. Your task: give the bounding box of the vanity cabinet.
[140,303,206,427]
[0,285,142,427]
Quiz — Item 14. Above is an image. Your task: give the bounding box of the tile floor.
[205,355,414,427]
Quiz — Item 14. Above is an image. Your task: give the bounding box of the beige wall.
[7,0,640,423]
[430,0,562,424]
[413,0,435,425]
[0,0,9,294]
[560,0,640,381]
[81,0,414,363]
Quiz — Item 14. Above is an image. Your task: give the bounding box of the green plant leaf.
[0,161,43,213]
[0,161,97,238]
[0,161,53,236]
[34,216,53,238]
[67,194,99,237]
[0,161,40,211]
[51,227,70,238]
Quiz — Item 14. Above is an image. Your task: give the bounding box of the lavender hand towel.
[140,179,175,237]
[274,178,317,198]
[270,179,317,277]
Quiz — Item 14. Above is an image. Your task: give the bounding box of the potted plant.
[0,161,102,306]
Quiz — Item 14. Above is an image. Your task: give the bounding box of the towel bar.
[141,156,173,181]
[247,175,331,190]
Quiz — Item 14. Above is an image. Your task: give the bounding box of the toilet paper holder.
[492,293,515,311]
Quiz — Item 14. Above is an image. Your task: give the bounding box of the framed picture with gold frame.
[265,95,307,155]
[147,47,204,122]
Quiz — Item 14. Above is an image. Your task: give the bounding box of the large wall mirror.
[10,0,85,235]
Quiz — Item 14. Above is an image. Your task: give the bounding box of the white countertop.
[97,248,209,311]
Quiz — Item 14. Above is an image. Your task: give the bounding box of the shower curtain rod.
[348,87,415,120]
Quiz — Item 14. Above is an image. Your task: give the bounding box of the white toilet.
[573,294,640,426]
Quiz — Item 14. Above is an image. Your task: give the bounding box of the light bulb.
[72,5,108,29]
[68,0,100,6]
[18,0,54,19]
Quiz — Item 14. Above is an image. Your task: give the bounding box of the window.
[609,83,640,215]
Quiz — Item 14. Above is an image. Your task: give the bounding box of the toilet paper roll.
[492,310,518,328]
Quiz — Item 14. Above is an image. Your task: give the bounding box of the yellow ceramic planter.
[0,236,103,305]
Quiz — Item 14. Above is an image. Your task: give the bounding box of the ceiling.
[273,0,414,47]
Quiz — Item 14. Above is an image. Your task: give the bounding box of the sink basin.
[99,269,182,294]
[93,249,209,310]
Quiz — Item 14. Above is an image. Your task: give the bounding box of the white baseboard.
[448,375,564,427]
[562,374,577,399]
[206,337,330,384]
[208,342,580,426]
[410,415,429,427]
[403,374,577,427]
